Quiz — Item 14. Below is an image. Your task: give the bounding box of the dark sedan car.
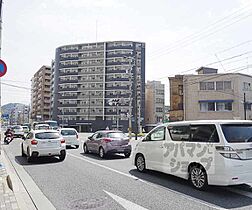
[83,130,131,158]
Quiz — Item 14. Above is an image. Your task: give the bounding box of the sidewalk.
[0,161,20,210]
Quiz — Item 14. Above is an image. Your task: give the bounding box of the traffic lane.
[6,139,213,210]
[67,147,252,209]
[4,139,124,210]
[7,138,252,210]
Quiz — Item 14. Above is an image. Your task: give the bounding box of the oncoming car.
[133,120,252,190]
[21,130,66,162]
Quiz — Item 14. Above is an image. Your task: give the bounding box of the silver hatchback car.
[83,130,131,158]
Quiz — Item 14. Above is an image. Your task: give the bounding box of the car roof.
[32,129,58,134]
[60,128,77,131]
[162,120,252,127]
[36,124,50,126]
[96,130,123,133]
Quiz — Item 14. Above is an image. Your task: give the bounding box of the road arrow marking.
[104,190,148,210]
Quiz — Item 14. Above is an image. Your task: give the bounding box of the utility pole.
[244,92,247,120]
[88,91,90,120]
[0,0,3,150]
[134,64,138,140]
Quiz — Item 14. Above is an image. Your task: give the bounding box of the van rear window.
[221,124,252,143]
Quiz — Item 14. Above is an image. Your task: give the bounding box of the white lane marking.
[104,190,148,210]
[67,153,225,210]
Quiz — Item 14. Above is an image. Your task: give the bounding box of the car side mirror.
[22,136,26,140]
[88,136,92,140]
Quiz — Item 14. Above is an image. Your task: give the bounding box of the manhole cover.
[68,198,107,209]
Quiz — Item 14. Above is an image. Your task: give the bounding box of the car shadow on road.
[129,169,252,209]
[66,145,79,150]
[15,155,61,166]
[80,152,126,160]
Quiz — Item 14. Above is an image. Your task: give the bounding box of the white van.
[133,120,252,190]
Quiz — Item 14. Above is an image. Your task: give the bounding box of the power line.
[155,50,252,80]
[150,8,252,58]
[1,82,31,90]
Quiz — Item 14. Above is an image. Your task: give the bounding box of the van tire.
[135,154,146,172]
[189,165,208,190]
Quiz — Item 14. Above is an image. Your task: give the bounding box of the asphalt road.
[4,133,252,210]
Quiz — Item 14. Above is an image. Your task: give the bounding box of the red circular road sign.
[0,59,7,77]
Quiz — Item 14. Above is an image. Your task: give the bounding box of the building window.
[200,101,232,112]
[243,82,251,91]
[199,82,214,90]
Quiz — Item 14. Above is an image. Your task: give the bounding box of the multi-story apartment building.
[145,80,165,125]
[169,67,252,121]
[31,65,51,121]
[51,41,145,132]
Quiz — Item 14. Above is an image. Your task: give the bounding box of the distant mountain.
[2,103,26,115]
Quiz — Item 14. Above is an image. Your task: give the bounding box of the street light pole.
[244,92,247,120]
[124,57,133,140]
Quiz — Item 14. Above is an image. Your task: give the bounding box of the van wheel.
[189,165,208,190]
[135,154,146,172]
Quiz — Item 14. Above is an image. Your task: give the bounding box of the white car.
[13,125,24,138]
[34,124,50,130]
[59,128,79,148]
[21,130,66,162]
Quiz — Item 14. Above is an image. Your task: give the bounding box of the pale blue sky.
[2,0,252,105]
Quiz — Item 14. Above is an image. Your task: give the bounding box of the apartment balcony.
[59,56,79,61]
[59,104,77,107]
[58,95,77,100]
[59,79,78,84]
[106,52,132,58]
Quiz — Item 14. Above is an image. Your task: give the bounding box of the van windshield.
[221,124,252,143]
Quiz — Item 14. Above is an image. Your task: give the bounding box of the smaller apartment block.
[145,80,165,125]
[31,65,51,121]
[169,67,252,121]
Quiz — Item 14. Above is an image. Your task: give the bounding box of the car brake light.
[61,139,65,144]
[103,138,112,143]
[31,139,38,145]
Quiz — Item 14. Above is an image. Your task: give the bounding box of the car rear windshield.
[13,126,22,129]
[61,130,76,135]
[221,124,252,143]
[35,132,61,139]
[106,132,126,139]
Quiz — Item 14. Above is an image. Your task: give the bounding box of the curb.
[0,148,37,210]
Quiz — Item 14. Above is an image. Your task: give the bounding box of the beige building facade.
[145,80,165,124]
[31,65,51,121]
[183,70,252,120]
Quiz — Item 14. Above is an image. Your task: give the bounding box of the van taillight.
[61,139,65,144]
[215,146,241,159]
[103,138,112,143]
[31,139,38,145]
